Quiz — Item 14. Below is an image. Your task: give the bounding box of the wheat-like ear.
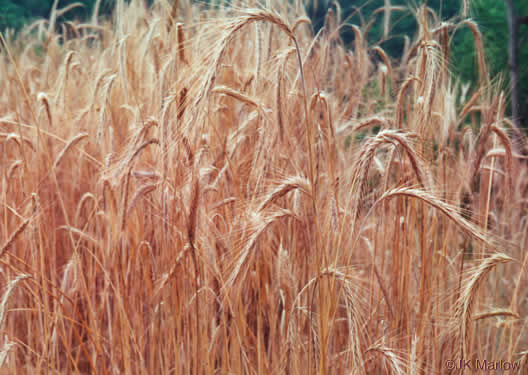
[64,21,79,40]
[168,0,179,31]
[462,20,488,87]
[349,23,364,50]
[365,344,406,375]
[349,131,428,223]
[102,179,117,213]
[395,76,421,128]
[276,53,285,141]
[90,69,114,108]
[470,121,514,194]
[503,118,528,153]
[292,16,311,34]
[186,169,201,369]
[471,123,492,187]
[257,175,311,212]
[53,133,88,170]
[48,0,60,36]
[212,85,259,108]
[0,219,30,259]
[37,92,53,128]
[372,187,508,247]
[373,46,393,83]
[435,22,452,81]
[276,47,296,141]
[120,168,132,232]
[55,2,84,19]
[473,308,519,321]
[75,192,97,227]
[60,252,81,301]
[325,7,336,35]
[315,92,339,207]
[177,23,186,64]
[1,133,35,152]
[489,124,514,192]
[187,174,200,250]
[457,89,481,125]
[461,0,470,18]
[127,183,158,216]
[5,133,23,152]
[95,73,118,145]
[128,139,160,168]
[225,209,301,290]
[61,50,76,109]
[197,8,296,106]
[178,87,188,121]
[160,94,175,181]
[455,253,512,363]
[7,160,23,180]
[91,0,102,25]
[0,274,31,330]
[58,226,100,248]
[337,116,393,135]
[0,339,16,368]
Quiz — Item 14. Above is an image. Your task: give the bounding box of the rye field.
[0,0,527,373]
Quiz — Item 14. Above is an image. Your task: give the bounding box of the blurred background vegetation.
[0,0,526,128]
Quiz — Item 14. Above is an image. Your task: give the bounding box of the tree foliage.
[0,0,116,31]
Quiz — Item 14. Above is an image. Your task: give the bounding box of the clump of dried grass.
[0,1,526,374]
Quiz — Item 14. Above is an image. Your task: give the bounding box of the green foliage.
[451,1,508,84]
[0,1,33,31]
[447,0,528,126]
[0,0,119,33]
